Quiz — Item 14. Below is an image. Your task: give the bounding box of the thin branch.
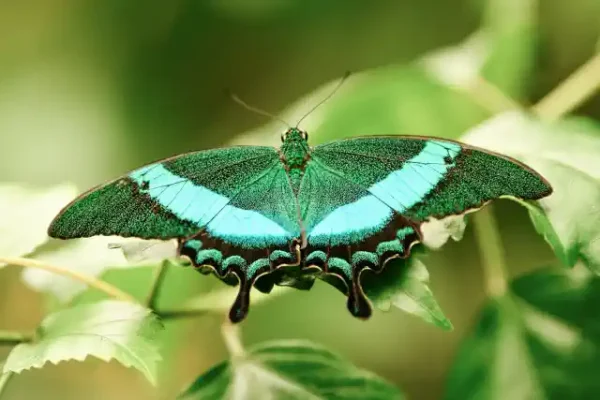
[0,257,136,303]
[472,206,508,298]
[466,76,524,114]
[221,318,245,358]
[533,52,600,120]
[0,331,34,346]
[145,262,169,309]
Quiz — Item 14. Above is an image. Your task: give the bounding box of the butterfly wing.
[300,135,552,317]
[49,146,302,321]
[298,158,421,318]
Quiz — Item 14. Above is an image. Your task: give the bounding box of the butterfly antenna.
[295,71,351,128]
[229,92,291,129]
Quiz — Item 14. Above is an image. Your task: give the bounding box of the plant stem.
[155,308,209,321]
[0,257,136,303]
[221,319,245,358]
[467,76,523,114]
[145,262,169,309]
[532,52,600,120]
[472,206,508,298]
[0,331,33,346]
[0,372,13,399]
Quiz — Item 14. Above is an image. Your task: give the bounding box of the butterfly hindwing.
[49,145,302,321]
[301,135,552,317]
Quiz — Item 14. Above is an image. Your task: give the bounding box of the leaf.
[362,247,453,330]
[22,237,178,302]
[69,259,206,390]
[509,198,576,268]
[179,340,404,399]
[0,183,77,267]
[3,300,162,385]
[462,112,600,273]
[107,238,178,264]
[22,237,130,302]
[420,215,467,250]
[445,267,600,400]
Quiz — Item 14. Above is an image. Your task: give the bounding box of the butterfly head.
[281,127,308,144]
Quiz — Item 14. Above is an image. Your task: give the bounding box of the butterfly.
[48,128,552,323]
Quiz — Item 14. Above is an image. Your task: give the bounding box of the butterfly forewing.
[311,136,552,221]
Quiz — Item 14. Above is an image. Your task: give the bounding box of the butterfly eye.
[281,132,287,142]
[301,131,308,141]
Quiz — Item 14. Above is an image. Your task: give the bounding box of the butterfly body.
[280,128,311,194]
[49,128,552,322]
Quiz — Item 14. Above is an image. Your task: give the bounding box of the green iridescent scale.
[48,128,552,322]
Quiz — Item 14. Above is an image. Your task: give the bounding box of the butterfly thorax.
[280,128,310,193]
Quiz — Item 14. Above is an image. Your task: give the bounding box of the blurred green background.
[1,1,599,399]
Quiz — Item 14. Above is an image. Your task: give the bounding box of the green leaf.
[22,237,177,302]
[509,198,576,268]
[108,238,178,264]
[463,112,600,273]
[71,261,208,390]
[3,300,162,385]
[22,237,131,302]
[0,184,77,267]
[362,247,453,331]
[420,214,467,250]
[445,267,600,400]
[179,340,404,399]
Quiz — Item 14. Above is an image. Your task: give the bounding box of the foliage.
[363,247,453,331]
[180,340,403,400]
[445,267,600,400]
[463,113,600,273]
[3,301,162,386]
[0,184,76,268]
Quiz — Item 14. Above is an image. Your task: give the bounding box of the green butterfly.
[48,127,551,322]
